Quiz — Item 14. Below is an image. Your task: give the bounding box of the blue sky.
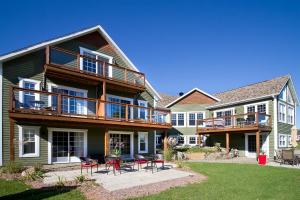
[0,0,299,126]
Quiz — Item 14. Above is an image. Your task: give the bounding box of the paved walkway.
[43,163,196,191]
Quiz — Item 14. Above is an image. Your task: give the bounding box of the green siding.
[278,122,293,135]
[1,37,156,165]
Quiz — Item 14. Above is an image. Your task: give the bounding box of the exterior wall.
[176,91,217,105]
[1,36,156,165]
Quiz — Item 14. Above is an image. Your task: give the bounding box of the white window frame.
[18,125,40,157]
[138,100,148,120]
[279,134,287,148]
[243,101,269,115]
[47,83,88,115]
[177,135,186,145]
[79,47,113,77]
[278,102,286,123]
[138,132,148,153]
[213,107,235,117]
[188,135,197,145]
[187,111,205,127]
[18,78,41,104]
[172,112,186,127]
[287,106,294,125]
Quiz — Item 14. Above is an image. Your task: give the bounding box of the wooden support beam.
[9,119,15,161]
[226,132,230,154]
[163,130,168,151]
[104,129,109,156]
[256,131,260,158]
[99,81,106,118]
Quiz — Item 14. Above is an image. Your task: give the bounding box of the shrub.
[186,146,217,154]
[55,176,65,187]
[176,160,185,168]
[214,143,221,151]
[2,161,23,174]
[75,175,86,183]
[164,148,174,161]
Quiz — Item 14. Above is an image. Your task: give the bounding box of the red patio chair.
[80,157,99,175]
[134,154,149,171]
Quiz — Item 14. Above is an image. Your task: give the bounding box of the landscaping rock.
[21,167,35,177]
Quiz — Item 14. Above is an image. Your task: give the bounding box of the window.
[287,106,294,124]
[247,106,255,113]
[279,103,286,122]
[257,104,266,113]
[215,109,233,126]
[138,100,148,120]
[80,47,113,77]
[177,136,185,145]
[288,135,292,147]
[19,78,40,109]
[18,126,40,157]
[171,113,186,127]
[138,132,148,153]
[106,95,133,119]
[156,135,162,147]
[188,112,204,127]
[189,136,196,145]
[279,134,287,147]
[287,87,294,104]
[279,87,287,101]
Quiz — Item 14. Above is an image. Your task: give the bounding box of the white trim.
[187,111,206,127]
[273,96,278,151]
[279,134,288,148]
[171,112,186,127]
[47,128,88,164]
[166,88,220,108]
[108,130,134,158]
[244,133,270,158]
[287,105,295,125]
[187,135,198,146]
[0,25,162,100]
[79,47,113,77]
[213,107,235,117]
[18,125,40,157]
[138,132,148,153]
[0,62,2,166]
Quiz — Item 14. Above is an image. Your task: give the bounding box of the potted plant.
[258,150,267,165]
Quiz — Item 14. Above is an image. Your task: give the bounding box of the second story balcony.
[197,112,272,134]
[44,46,146,92]
[9,86,171,129]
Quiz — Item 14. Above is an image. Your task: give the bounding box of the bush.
[2,161,24,174]
[176,160,185,168]
[55,176,65,187]
[187,146,217,154]
[75,175,86,183]
[164,148,174,161]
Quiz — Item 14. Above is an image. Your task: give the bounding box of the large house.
[158,75,299,159]
[0,25,171,166]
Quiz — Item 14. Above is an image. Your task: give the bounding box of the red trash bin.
[258,155,267,165]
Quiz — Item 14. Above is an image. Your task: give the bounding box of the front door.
[109,133,132,158]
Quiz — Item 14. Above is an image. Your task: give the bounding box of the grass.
[134,163,300,200]
[0,179,85,200]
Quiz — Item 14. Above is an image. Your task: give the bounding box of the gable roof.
[208,75,299,109]
[165,88,220,108]
[0,25,161,100]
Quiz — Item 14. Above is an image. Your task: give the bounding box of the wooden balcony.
[44,46,146,92]
[9,87,171,130]
[197,112,272,134]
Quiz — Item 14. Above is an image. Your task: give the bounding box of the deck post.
[104,129,109,156]
[9,119,15,161]
[226,132,230,154]
[256,131,260,159]
[99,81,106,119]
[163,130,168,151]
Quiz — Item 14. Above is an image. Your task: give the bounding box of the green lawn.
[135,163,300,200]
[1,163,300,200]
[0,179,85,200]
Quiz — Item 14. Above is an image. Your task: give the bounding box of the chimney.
[179,92,184,96]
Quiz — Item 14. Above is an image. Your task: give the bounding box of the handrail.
[10,86,170,125]
[46,46,146,87]
[196,112,272,131]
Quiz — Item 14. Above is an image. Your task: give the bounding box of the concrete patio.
[43,163,197,191]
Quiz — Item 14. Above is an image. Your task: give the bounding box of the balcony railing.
[10,87,170,126]
[45,46,145,88]
[197,112,272,132]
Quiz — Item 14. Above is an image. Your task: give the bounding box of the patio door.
[109,132,133,158]
[50,129,87,163]
[245,133,268,158]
